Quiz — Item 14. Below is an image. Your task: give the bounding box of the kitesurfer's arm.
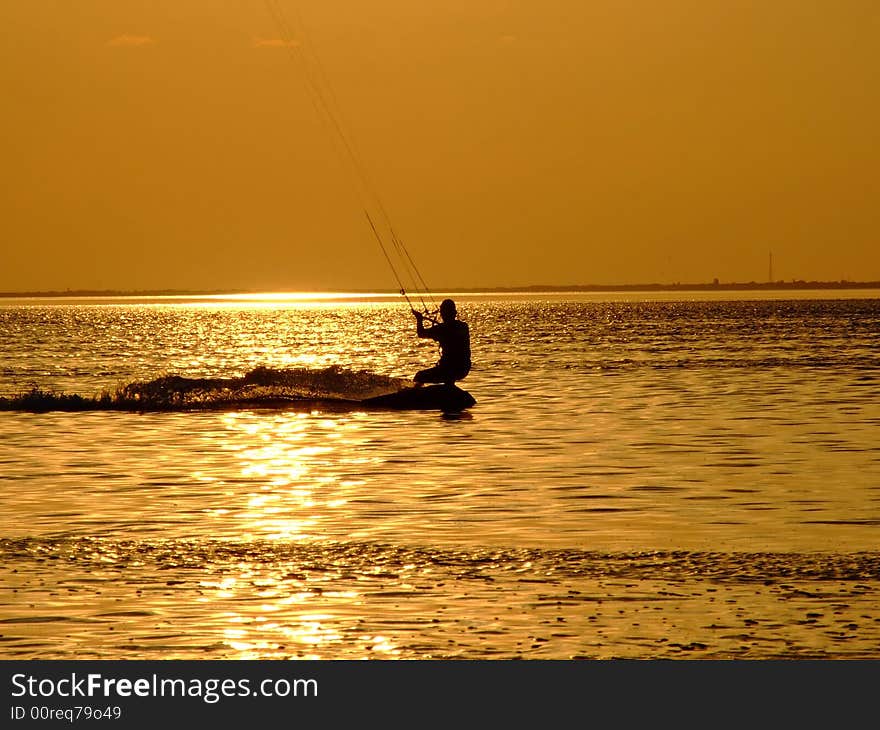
[413,310,432,339]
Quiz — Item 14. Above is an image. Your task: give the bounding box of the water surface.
[1,292,878,658]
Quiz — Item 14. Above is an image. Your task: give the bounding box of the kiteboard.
[362,384,476,412]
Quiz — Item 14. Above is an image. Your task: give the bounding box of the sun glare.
[202,292,392,303]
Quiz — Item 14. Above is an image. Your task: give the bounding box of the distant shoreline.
[1,281,879,298]
[453,281,880,293]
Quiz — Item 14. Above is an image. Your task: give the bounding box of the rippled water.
[1,292,879,658]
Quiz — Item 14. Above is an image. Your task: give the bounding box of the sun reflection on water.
[216,411,358,541]
[188,409,404,658]
[198,566,399,659]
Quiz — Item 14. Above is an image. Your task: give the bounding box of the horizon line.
[2,279,880,298]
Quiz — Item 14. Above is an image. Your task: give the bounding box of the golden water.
[1,293,878,657]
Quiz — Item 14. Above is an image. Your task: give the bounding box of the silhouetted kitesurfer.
[413,298,471,385]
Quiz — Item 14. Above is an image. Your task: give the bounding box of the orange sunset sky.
[2,1,878,292]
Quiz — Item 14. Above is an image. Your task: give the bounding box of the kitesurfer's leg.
[414,365,446,385]
[417,364,470,386]
[443,365,469,385]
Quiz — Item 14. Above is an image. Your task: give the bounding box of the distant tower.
[769,251,773,283]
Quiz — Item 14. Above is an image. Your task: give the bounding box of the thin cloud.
[107,34,155,48]
[253,37,300,49]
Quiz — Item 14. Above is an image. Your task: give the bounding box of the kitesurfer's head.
[439,298,457,322]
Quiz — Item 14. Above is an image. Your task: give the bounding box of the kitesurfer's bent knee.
[414,363,470,385]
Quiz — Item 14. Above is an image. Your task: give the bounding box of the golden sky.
[2,1,878,292]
